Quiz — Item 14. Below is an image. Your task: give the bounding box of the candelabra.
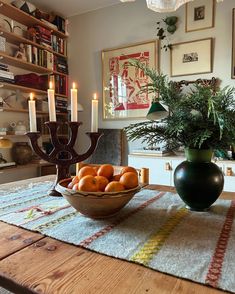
[27,121,102,196]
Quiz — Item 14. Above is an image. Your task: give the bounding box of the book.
[0,69,14,79]
[26,44,32,63]
[131,149,172,156]
[46,51,54,70]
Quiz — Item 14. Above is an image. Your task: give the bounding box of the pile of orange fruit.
[67,164,139,192]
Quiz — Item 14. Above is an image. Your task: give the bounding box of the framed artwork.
[185,0,214,32]
[170,38,212,77]
[232,9,235,79]
[102,40,158,120]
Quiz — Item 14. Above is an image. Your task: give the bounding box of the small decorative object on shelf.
[11,142,33,165]
[26,122,102,196]
[14,43,27,61]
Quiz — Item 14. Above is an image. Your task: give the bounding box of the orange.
[105,181,125,192]
[93,166,100,173]
[112,174,122,181]
[67,176,79,189]
[67,181,74,189]
[120,166,138,176]
[78,175,99,192]
[72,175,79,184]
[78,166,97,180]
[120,172,138,189]
[95,176,109,192]
[97,164,114,180]
[72,183,79,191]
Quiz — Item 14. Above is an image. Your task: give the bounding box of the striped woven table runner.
[0,177,235,293]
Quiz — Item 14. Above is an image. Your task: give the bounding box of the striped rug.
[0,177,235,293]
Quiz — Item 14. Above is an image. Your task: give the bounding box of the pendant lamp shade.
[120,0,223,12]
[146,0,193,12]
[146,101,168,120]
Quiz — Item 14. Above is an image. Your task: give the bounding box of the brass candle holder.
[27,121,102,196]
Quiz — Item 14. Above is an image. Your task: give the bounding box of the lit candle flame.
[30,93,34,101]
[49,81,53,89]
[93,93,97,100]
[72,82,76,89]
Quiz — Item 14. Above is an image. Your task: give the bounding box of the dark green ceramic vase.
[174,148,224,211]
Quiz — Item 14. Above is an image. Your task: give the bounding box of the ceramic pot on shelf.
[11,142,33,165]
[174,148,224,211]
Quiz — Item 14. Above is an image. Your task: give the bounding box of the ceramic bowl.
[56,178,141,219]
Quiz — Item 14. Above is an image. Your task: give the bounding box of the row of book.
[54,56,68,74]
[51,35,67,56]
[25,44,68,74]
[28,25,67,56]
[56,96,68,112]
[0,63,15,83]
[25,44,54,70]
[50,74,68,96]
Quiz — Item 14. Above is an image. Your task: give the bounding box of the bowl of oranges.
[56,164,141,219]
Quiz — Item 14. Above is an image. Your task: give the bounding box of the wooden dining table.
[0,176,233,294]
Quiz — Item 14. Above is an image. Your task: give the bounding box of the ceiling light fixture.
[120,0,223,12]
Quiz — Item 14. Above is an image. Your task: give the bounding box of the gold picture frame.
[102,40,159,120]
[185,0,215,32]
[170,38,213,77]
[232,9,235,79]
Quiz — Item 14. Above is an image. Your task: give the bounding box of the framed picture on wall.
[232,9,235,79]
[102,40,159,120]
[170,38,212,77]
[185,0,214,32]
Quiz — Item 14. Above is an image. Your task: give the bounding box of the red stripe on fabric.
[79,191,165,247]
[19,205,71,225]
[205,200,235,288]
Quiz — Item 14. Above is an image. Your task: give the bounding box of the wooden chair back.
[76,162,149,185]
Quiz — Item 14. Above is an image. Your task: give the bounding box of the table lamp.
[146,101,168,120]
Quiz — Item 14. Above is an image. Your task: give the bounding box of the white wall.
[68,0,235,158]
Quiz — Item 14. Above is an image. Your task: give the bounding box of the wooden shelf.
[1,29,67,59]
[3,107,68,116]
[0,51,52,74]
[3,107,48,115]
[0,134,26,137]
[0,82,68,98]
[0,82,47,95]
[53,70,68,77]
[0,0,68,39]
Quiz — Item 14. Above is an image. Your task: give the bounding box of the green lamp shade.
[146,101,168,120]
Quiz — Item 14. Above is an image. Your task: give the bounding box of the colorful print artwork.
[102,41,158,120]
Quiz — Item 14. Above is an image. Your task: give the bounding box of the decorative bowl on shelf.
[56,178,141,219]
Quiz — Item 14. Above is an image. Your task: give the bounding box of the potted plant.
[125,60,235,211]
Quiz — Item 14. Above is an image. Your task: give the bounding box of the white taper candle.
[28,93,37,132]
[91,93,98,132]
[71,82,78,122]
[48,81,56,121]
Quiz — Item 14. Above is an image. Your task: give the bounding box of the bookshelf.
[0,0,67,38]
[0,0,69,112]
[0,0,69,180]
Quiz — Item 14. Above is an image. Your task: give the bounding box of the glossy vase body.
[174,149,224,211]
[12,142,33,165]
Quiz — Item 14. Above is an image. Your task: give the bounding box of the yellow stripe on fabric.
[34,211,78,231]
[130,207,189,266]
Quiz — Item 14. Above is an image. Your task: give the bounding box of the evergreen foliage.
[125,60,235,151]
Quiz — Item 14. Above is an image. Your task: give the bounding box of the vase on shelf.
[174,148,224,211]
[11,142,33,165]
